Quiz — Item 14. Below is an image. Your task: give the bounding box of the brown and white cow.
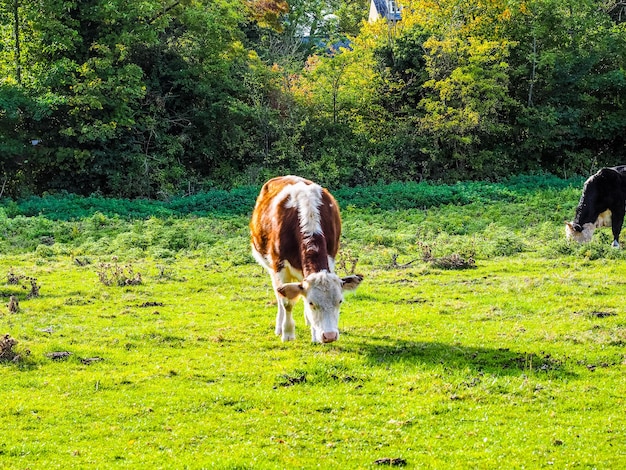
[250,176,363,343]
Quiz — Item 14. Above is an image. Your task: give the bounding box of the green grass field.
[1,176,625,468]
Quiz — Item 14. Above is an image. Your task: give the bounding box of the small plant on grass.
[388,242,476,270]
[73,257,91,267]
[428,252,476,270]
[420,241,476,270]
[25,277,40,298]
[6,270,40,300]
[337,246,360,275]
[156,261,179,280]
[7,269,23,285]
[0,334,18,361]
[7,295,19,313]
[97,260,142,286]
[0,334,28,363]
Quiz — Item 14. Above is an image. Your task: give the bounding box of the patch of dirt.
[275,372,307,387]
[138,301,165,308]
[374,457,407,466]
[80,357,104,365]
[46,351,72,361]
[587,311,617,319]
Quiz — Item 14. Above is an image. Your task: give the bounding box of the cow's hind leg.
[611,207,625,248]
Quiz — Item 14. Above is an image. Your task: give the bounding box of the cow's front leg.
[270,275,286,336]
[274,298,285,336]
[281,298,296,341]
[273,295,296,340]
[310,326,320,343]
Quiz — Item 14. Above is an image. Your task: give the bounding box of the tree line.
[1,0,625,198]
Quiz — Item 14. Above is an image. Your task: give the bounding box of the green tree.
[0,0,258,196]
[505,0,626,174]
[419,35,514,178]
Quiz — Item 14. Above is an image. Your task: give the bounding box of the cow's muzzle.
[321,331,338,343]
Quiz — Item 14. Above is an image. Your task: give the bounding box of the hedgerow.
[3,174,583,220]
[1,174,612,265]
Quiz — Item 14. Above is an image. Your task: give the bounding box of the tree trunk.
[13,0,21,85]
[528,35,537,107]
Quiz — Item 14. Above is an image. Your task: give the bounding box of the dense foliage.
[1,173,580,220]
[6,174,616,267]
[1,0,625,197]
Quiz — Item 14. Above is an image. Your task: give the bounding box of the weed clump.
[25,277,40,298]
[97,260,143,286]
[74,257,91,267]
[7,295,19,313]
[6,270,41,299]
[7,269,23,285]
[337,246,360,275]
[0,334,28,363]
[389,243,475,270]
[0,334,17,361]
[420,242,475,270]
[374,457,407,467]
[46,351,72,361]
[428,253,476,270]
[275,371,307,387]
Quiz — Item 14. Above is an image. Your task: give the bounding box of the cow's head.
[277,272,363,343]
[565,209,612,244]
[565,221,596,243]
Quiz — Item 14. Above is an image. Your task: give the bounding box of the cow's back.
[589,168,626,200]
[250,176,341,274]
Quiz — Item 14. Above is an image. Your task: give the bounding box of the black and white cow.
[566,166,626,247]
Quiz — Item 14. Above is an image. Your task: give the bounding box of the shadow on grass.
[346,335,573,377]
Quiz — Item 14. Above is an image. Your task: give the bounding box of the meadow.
[1,175,625,468]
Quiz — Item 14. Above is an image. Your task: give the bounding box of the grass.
[0,176,625,468]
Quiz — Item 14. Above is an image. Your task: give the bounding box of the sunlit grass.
[0,179,625,468]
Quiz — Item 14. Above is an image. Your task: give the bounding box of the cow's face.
[278,272,362,343]
[566,209,612,244]
[565,221,596,243]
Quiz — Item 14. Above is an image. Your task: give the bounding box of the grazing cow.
[250,176,363,343]
[566,166,626,247]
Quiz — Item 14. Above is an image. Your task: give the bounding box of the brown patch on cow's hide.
[595,209,612,228]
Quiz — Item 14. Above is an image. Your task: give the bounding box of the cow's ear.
[341,274,363,292]
[277,283,304,299]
